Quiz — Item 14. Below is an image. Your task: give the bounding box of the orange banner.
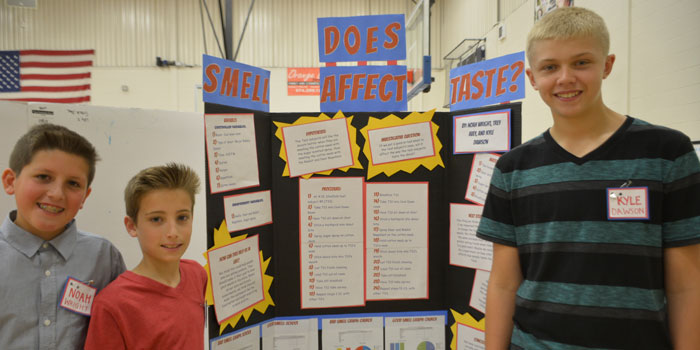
[287,67,320,96]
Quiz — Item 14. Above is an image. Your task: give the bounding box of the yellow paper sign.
[273,111,363,179]
[449,309,486,350]
[203,220,274,334]
[360,109,443,179]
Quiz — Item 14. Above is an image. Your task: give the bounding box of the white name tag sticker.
[607,187,649,220]
[59,277,97,316]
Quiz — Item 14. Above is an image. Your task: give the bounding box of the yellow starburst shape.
[203,220,274,335]
[449,309,486,350]
[273,111,363,179]
[360,109,444,179]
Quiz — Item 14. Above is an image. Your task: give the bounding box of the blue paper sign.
[320,65,408,112]
[449,51,525,111]
[317,14,406,63]
[202,54,270,112]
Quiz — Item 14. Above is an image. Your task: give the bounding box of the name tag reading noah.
[60,277,97,316]
[607,187,649,220]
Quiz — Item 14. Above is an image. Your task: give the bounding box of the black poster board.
[204,102,522,347]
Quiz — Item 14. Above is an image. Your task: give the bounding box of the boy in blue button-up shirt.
[0,123,125,349]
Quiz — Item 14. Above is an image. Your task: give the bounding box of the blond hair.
[527,7,610,61]
[124,163,200,220]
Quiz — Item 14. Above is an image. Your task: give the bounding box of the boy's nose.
[46,183,65,199]
[557,67,576,84]
[165,224,179,238]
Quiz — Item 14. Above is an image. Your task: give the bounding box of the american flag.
[0,49,94,103]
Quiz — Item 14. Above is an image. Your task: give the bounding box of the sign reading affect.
[320,65,408,112]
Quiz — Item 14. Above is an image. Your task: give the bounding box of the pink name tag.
[607,187,649,220]
[59,277,97,316]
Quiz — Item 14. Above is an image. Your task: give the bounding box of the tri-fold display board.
[203,102,521,350]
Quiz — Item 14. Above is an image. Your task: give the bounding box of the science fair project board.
[201,105,521,350]
[201,12,525,350]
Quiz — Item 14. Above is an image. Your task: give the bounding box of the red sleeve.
[197,262,208,298]
[84,298,127,350]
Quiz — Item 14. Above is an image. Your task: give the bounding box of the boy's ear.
[124,216,138,238]
[2,168,17,195]
[526,68,538,90]
[79,187,92,210]
[603,54,616,79]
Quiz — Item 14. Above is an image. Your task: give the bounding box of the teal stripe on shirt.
[666,151,700,183]
[512,327,614,350]
[517,280,666,311]
[502,159,671,190]
[664,216,700,243]
[477,216,515,243]
[489,167,507,190]
[514,221,662,246]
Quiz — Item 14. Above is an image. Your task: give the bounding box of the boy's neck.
[132,259,181,288]
[549,106,626,158]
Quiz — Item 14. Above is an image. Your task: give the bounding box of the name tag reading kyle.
[607,187,649,220]
[59,277,96,316]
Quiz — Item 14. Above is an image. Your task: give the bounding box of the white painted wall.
[465,0,698,141]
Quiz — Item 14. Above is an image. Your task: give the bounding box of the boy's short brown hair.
[9,123,99,185]
[527,7,610,61]
[124,163,200,221]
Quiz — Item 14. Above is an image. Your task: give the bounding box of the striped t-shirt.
[477,117,700,349]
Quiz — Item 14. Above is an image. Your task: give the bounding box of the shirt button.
[45,270,51,277]
[44,319,51,326]
[42,243,49,249]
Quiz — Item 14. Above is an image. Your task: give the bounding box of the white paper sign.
[59,277,96,316]
[454,110,510,153]
[465,153,500,205]
[366,182,429,300]
[299,177,365,309]
[322,316,383,350]
[207,235,264,324]
[211,325,261,350]
[367,122,435,165]
[469,269,490,313]
[282,118,353,177]
[262,318,318,350]
[449,204,492,271]
[223,190,272,233]
[205,113,260,193]
[385,314,446,350]
[457,323,485,350]
[607,187,650,220]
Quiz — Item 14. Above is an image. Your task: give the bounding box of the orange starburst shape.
[360,109,443,179]
[449,309,485,350]
[203,220,274,335]
[273,111,363,179]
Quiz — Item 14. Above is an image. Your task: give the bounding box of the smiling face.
[125,188,193,266]
[526,36,615,121]
[2,149,92,240]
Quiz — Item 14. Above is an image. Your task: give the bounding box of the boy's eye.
[178,215,191,222]
[541,64,556,72]
[35,174,50,181]
[149,217,162,223]
[575,60,590,66]
[68,181,83,189]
